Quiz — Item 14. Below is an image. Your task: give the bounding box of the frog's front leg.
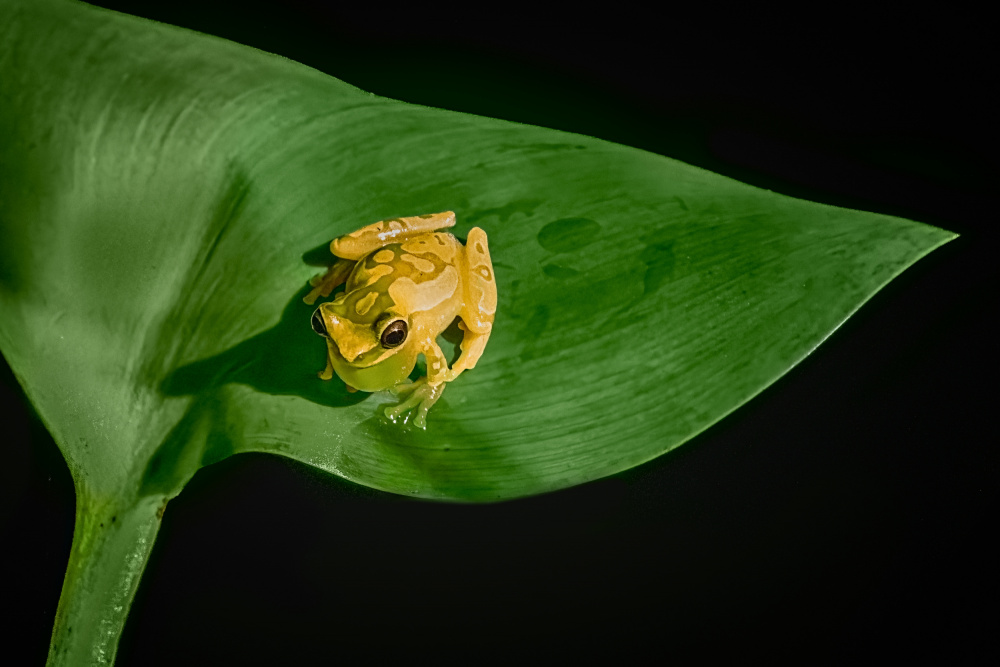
[385,377,445,428]
[303,257,355,305]
[384,340,451,427]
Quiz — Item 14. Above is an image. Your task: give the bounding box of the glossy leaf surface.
[0,0,954,664]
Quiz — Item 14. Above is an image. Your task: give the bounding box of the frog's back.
[347,233,456,284]
[342,233,464,323]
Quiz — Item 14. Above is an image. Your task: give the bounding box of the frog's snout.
[311,308,327,336]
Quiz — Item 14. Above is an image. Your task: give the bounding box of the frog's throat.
[328,342,417,393]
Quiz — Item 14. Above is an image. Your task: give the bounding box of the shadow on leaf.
[159,283,366,409]
[140,272,375,497]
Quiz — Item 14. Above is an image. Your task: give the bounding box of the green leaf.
[0,0,955,664]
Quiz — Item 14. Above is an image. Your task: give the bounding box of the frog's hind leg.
[460,227,497,332]
[303,257,354,305]
[449,226,497,377]
[331,211,456,260]
[449,322,491,376]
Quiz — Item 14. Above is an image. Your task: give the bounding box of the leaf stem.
[46,491,164,667]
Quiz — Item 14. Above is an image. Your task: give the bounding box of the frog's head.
[311,291,418,391]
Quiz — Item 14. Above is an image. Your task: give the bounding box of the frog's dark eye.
[311,309,327,337]
[380,320,407,348]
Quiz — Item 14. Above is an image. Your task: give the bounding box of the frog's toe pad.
[385,381,444,427]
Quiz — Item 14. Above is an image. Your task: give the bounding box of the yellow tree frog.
[304,211,497,427]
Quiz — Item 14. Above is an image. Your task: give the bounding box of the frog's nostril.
[311,309,327,336]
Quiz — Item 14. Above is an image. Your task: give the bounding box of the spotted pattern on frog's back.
[389,264,460,314]
[354,291,378,316]
[343,233,464,317]
[402,233,458,265]
[400,253,436,273]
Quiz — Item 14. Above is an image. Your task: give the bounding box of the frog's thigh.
[459,226,497,334]
[451,325,490,375]
[331,211,457,260]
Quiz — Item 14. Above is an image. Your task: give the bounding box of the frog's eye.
[380,320,407,348]
[311,308,327,337]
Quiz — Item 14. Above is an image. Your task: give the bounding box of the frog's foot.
[385,377,445,428]
[303,258,354,305]
[318,355,335,380]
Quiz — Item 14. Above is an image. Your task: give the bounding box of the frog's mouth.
[329,339,397,368]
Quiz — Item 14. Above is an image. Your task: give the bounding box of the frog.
[304,211,497,427]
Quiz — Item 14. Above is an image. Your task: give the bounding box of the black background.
[2,1,995,663]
